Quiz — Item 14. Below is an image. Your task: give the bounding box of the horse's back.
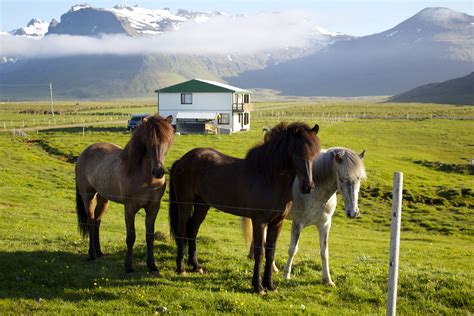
[76,142,123,188]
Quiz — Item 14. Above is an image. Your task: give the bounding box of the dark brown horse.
[75,114,173,274]
[169,122,320,293]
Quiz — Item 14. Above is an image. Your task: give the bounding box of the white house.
[155,79,251,134]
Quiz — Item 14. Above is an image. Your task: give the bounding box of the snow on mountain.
[61,4,224,36]
[10,19,49,38]
[314,26,341,37]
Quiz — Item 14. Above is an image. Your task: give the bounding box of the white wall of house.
[158,91,249,133]
[232,112,250,132]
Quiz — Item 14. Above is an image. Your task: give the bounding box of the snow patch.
[71,4,91,12]
[11,19,49,38]
[315,26,340,36]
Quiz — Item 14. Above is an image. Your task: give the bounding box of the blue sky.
[0,0,472,36]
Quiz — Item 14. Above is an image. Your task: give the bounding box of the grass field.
[0,101,472,314]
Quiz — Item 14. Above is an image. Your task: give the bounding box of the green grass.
[0,101,473,314]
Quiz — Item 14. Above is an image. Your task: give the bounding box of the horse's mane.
[313,147,366,183]
[245,122,320,181]
[121,114,174,173]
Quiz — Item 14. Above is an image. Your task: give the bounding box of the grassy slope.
[0,102,472,314]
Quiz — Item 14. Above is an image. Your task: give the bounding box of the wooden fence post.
[386,172,403,316]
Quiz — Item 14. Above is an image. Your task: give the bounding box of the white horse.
[243,147,366,286]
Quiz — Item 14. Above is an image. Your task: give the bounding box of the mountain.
[10,19,49,38]
[0,4,346,99]
[389,72,474,105]
[46,4,222,36]
[226,7,474,96]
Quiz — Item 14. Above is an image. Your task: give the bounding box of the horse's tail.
[76,185,89,238]
[168,159,180,243]
[241,217,253,248]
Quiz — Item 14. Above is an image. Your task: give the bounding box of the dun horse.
[243,147,366,285]
[169,122,320,293]
[75,114,173,274]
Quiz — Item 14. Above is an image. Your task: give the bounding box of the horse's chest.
[126,179,165,205]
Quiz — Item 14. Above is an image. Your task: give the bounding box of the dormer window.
[181,93,192,104]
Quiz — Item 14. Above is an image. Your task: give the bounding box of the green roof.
[155,79,251,94]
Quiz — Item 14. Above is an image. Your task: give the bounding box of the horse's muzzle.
[152,167,165,179]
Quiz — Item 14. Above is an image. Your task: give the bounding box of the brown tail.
[168,160,180,242]
[76,186,89,238]
[241,217,253,247]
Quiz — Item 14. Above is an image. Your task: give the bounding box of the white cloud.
[0,11,326,58]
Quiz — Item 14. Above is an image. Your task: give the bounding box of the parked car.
[127,113,150,131]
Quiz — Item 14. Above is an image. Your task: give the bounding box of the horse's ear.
[165,115,173,124]
[334,153,343,164]
[359,150,366,159]
[312,124,319,134]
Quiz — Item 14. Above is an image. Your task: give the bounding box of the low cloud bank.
[1,11,326,57]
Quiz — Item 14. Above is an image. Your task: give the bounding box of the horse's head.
[123,114,174,178]
[285,123,321,194]
[142,115,174,179]
[333,149,366,218]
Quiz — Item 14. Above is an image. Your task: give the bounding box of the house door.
[239,113,243,129]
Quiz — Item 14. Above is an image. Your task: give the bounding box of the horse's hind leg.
[283,221,303,280]
[176,202,193,274]
[93,194,109,258]
[144,204,159,273]
[124,204,139,273]
[187,202,209,273]
[263,219,284,291]
[80,191,98,260]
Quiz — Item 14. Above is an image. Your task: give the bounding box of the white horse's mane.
[313,147,366,183]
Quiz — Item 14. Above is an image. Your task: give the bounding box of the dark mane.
[245,122,320,180]
[121,114,174,173]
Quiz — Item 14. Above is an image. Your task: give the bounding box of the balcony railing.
[232,102,249,112]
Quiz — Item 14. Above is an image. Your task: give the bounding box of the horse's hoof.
[125,267,134,274]
[149,270,161,277]
[87,256,97,262]
[253,286,265,295]
[96,253,104,258]
[283,273,291,280]
[193,268,204,274]
[264,282,277,291]
[323,279,336,287]
[177,270,187,275]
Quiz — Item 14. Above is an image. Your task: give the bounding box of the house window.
[244,112,249,125]
[218,113,230,125]
[244,94,250,103]
[181,93,192,104]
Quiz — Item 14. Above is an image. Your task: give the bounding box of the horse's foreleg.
[145,205,159,273]
[251,220,265,293]
[124,205,137,273]
[263,220,284,291]
[318,220,335,286]
[283,221,303,280]
[187,204,209,273]
[93,195,109,258]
